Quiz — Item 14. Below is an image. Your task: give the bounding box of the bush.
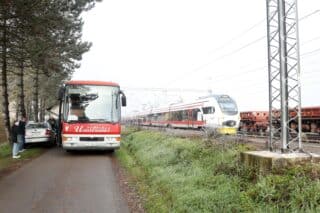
[118,130,320,212]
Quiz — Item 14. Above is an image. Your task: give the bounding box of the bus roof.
[66,80,119,87]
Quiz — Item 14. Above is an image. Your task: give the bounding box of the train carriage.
[130,95,240,135]
[239,106,320,134]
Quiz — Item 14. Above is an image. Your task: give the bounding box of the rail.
[125,124,320,143]
[236,131,320,143]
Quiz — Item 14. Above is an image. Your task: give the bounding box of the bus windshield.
[216,95,238,116]
[63,85,120,123]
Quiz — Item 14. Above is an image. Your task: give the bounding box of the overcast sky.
[72,0,320,115]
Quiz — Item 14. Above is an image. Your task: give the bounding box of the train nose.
[223,120,237,127]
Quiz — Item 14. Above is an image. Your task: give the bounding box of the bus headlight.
[62,136,78,142]
[105,137,121,142]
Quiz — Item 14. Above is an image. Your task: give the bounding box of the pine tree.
[0,0,101,141]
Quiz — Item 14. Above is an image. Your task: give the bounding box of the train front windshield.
[63,85,120,123]
[217,96,238,116]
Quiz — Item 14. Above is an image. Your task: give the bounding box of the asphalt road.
[0,148,129,213]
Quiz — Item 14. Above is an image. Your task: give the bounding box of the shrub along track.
[117,128,320,212]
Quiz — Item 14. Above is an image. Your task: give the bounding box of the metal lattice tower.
[266,0,302,152]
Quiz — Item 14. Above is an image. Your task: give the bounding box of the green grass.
[0,143,45,172]
[117,128,320,212]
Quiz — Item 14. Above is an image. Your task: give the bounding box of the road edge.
[111,152,145,213]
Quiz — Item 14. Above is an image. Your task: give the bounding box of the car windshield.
[216,95,238,116]
[63,85,120,123]
[26,123,48,129]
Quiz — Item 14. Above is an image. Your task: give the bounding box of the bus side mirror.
[58,87,65,101]
[120,91,126,107]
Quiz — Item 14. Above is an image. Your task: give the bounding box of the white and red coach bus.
[57,80,126,151]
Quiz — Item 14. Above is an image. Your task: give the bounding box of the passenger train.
[128,95,240,135]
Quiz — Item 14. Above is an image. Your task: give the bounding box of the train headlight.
[223,120,236,127]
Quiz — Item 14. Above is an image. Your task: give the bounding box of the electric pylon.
[266,0,302,152]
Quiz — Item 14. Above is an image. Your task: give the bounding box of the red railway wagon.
[240,106,320,134]
[299,107,320,133]
[239,111,269,133]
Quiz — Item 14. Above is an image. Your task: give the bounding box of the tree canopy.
[0,0,101,140]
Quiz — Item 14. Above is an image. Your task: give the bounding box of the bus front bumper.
[62,134,121,150]
[63,142,120,150]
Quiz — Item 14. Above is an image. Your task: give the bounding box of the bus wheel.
[106,149,115,154]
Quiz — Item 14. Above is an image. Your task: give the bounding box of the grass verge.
[117,128,320,212]
[0,143,46,176]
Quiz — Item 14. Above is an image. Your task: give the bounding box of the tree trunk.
[26,100,32,119]
[33,69,39,122]
[18,61,26,117]
[15,96,19,120]
[39,98,45,122]
[1,14,11,142]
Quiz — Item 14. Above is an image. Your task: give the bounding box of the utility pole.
[266,0,302,152]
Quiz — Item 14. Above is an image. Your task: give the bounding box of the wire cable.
[165,9,320,86]
[208,19,265,55]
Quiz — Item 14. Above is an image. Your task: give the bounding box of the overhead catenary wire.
[301,47,320,57]
[126,10,320,111]
[165,9,320,86]
[201,34,320,82]
[124,45,319,95]
[301,35,320,45]
[165,35,266,86]
[195,42,320,86]
[299,9,320,20]
[207,19,265,55]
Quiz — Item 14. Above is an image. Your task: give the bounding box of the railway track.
[130,125,320,153]
[137,125,320,142]
[236,131,320,143]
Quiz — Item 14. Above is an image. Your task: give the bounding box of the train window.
[177,111,183,120]
[182,110,189,120]
[164,112,170,121]
[171,110,183,121]
[203,107,215,114]
[217,96,238,115]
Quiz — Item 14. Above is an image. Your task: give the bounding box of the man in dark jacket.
[11,121,21,159]
[48,116,57,132]
[18,116,26,152]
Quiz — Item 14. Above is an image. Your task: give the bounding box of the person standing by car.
[18,116,26,152]
[48,116,58,146]
[11,120,21,159]
[48,116,57,132]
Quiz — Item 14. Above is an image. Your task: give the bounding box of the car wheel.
[50,140,56,147]
[107,149,115,154]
